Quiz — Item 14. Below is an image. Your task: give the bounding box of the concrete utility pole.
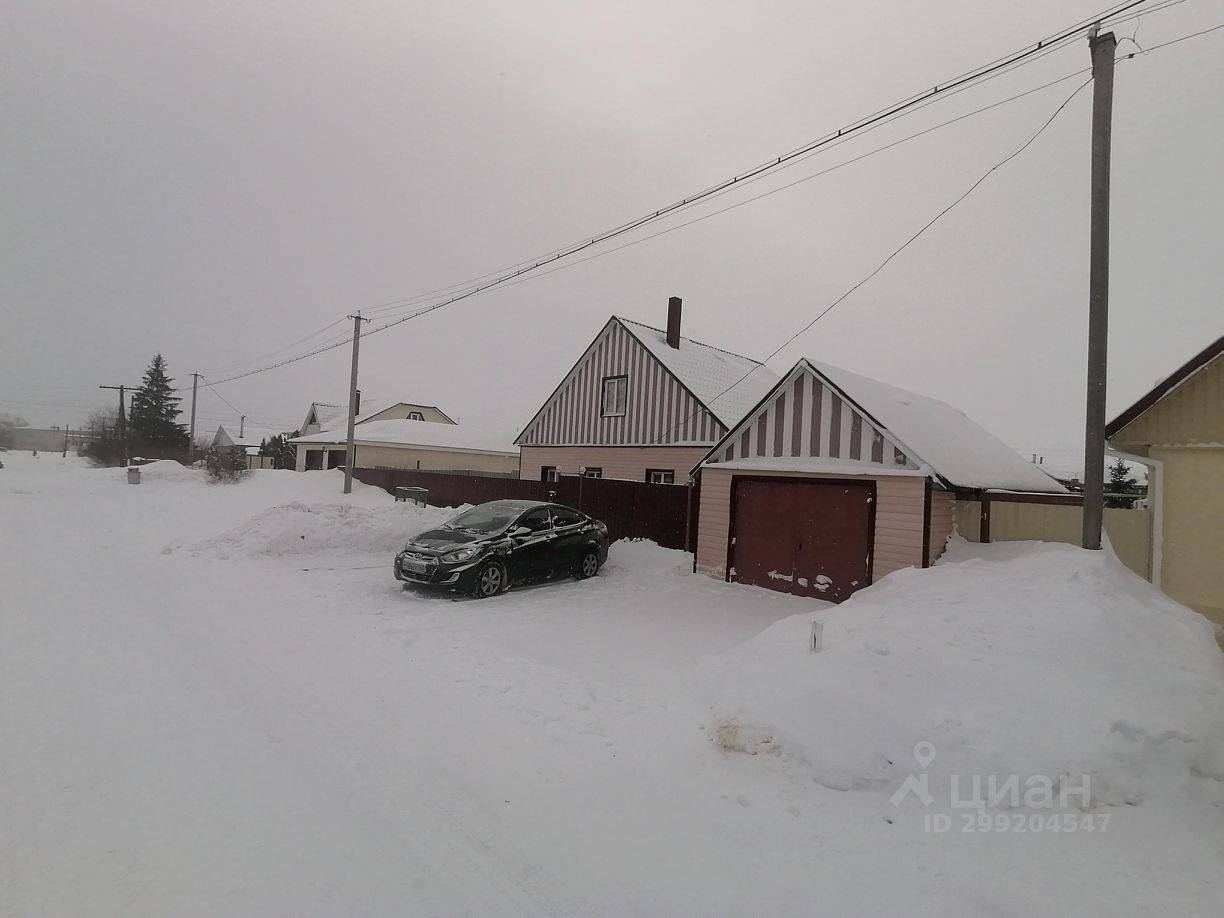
[343,313,370,494]
[99,384,130,467]
[1081,26,1117,551]
[187,372,200,464]
[239,415,245,438]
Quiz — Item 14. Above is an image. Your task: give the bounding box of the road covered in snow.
[2,453,1222,917]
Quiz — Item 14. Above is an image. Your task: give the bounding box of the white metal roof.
[804,359,1066,493]
[617,318,780,428]
[290,418,517,455]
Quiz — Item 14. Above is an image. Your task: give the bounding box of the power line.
[647,77,1094,447]
[188,0,1161,388]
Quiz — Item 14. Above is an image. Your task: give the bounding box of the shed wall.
[1111,355,1224,448]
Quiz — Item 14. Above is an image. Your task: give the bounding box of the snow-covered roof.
[213,423,283,449]
[308,400,455,432]
[805,359,1066,493]
[617,318,780,428]
[290,419,517,455]
[303,402,348,432]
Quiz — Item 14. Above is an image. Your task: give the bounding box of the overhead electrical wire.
[192,0,1214,389]
[645,77,1095,447]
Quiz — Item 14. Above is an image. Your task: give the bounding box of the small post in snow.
[810,621,823,653]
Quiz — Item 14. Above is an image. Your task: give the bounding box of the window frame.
[646,468,675,485]
[540,465,560,482]
[515,507,554,533]
[600,375,629,418]
[406,411,424,421]
[582,467,603,479]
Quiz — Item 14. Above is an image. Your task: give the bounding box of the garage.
[729,477,874,602]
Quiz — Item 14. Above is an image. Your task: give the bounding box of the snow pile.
[181,500,461,560]
[130,459,200,483]
[706,539,1224,807]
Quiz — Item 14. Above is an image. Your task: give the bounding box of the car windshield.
[444,503,524,535]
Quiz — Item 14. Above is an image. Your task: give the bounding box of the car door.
[506,507,555,581]
[548,505,586,569]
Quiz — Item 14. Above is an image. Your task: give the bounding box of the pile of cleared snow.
[131,459,201,483]
[706,539,1224,807]
[178,500,461,560]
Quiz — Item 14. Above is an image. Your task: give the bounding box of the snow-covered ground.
[2,452,1222,917]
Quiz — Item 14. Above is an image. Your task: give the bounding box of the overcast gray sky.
[3,0,1221,473]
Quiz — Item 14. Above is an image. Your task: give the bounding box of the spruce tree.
[128,354,188,449]
[1105,457,1137,509]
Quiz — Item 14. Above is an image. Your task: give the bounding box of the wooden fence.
[352,468,700,551]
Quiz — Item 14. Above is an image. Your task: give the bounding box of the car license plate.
[402,557,429,574]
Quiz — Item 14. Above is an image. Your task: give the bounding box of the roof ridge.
[615,316,764,366]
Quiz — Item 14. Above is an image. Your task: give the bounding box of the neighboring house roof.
[303,400,457,433]
[698,358,1066,494]
[301,402,348,432]
[212,423,282,450]
[1105,335,1224,439]
[616,318,779,428]
[290,419,517,456]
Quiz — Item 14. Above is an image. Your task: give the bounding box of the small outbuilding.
[693,358,1064,602]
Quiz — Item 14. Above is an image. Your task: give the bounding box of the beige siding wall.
[927,490,956,564]
[295,444,517,474]
[955,499,1153,582]
[695,466,927,583]
[519,445,707,482]
[1112,355,1224,448]
[1152,446,1224,626]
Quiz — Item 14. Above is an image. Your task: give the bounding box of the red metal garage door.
[730,477,874,603]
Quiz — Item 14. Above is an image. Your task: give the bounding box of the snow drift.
[706,539,1224,807]
[180,500,460,560]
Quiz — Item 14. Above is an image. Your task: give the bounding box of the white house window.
[582,467,603,479]
[407,411,424,421]
[601,375,628,417]
[646,469,675,485]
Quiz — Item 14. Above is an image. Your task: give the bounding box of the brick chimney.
[666,296,682,349]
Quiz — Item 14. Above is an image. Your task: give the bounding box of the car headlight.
[440,547,480,563]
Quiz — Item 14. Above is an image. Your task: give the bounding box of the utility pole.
[240,415,245,438]
[62,424,68,458]
[1081,26,1116,551]
[99,384,130,467]
[187,372,200,464]
[343,313,370,494]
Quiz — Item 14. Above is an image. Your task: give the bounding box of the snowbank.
[181,500,461,560]
[706,539,1224,807]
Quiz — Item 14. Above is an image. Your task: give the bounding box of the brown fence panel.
[352,468,699,551]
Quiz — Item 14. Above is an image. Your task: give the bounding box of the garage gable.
[704,362,919,472]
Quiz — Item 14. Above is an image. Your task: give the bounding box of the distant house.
[210,423,281,452]
[693,357,1064,603]
[289,418,518,474]
[516,298,779,484]
[1107,335,1224,627]
[299,399,455,436]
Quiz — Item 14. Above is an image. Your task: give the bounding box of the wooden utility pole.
[1081,26,1116,550]
[99,384,130,467]
[187,372,200,463]
[343,314,370,494]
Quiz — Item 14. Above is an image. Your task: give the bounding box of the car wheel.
[472,561,506,599]
[575,549,600,580]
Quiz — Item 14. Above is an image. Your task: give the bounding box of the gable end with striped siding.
[516,318,728,449]
[701,360,922,474]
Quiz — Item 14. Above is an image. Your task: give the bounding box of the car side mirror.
[508,526,532,538]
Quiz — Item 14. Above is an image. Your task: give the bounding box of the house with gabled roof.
[299,399,455,437]
[516,298,779,484]
[1107,334,1224,626]
[692,357,1064,603]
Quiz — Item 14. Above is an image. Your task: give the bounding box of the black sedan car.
[395,499,610,598]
